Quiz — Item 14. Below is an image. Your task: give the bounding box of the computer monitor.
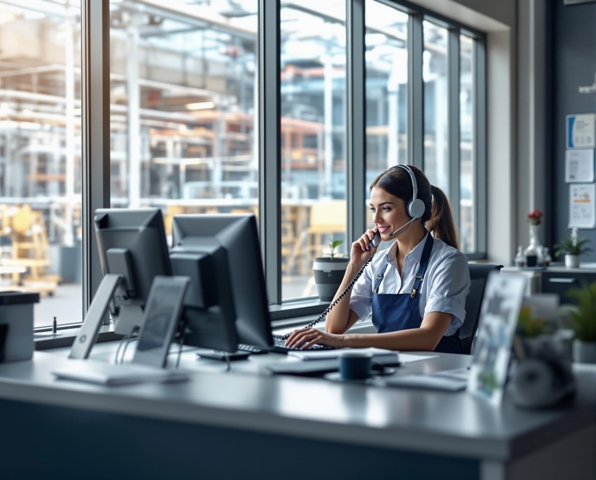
[171,214,274,350]
[169,245,238,353]
[94,208,172,335]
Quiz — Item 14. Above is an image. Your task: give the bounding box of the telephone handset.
[277,230,380,341]
[370,231,381,248]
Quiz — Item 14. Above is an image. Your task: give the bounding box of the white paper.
[383,368,469,391]
[569,183,596,228]
[567,114,596,148]
[467,272,526,407]
[565,149,594,182]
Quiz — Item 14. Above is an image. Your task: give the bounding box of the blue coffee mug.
[339,351,373,380]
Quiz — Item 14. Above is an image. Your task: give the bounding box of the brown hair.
[370,165,460,250]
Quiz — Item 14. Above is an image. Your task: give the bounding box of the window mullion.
[258,0,282,304]
[408,13,424,170]
[347,0,366,245]
[81,0,110,317]
[475,39,487,256]
[448,28,460,230]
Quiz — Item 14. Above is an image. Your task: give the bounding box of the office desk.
[0,350,594,480]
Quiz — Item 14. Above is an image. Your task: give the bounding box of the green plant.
[567,283,596,342]
[328,238,343,260]
[517,305,550,338]
[554,236,592,257]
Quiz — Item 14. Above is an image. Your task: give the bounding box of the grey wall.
[553,1,596,261]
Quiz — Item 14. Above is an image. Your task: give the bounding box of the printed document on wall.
[565,149,594,182]
[567,114,596,149]
[569,184,596,228]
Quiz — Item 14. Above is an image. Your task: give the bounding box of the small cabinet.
[541,270,596,304]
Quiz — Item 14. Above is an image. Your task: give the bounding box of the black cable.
[278,256,374,341]
[114,331,130,364]
[120,326,139,364]
[175,326,187,369]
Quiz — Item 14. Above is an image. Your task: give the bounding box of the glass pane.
[364,1,408,227]
[423,21,449,195]
[109,0,258,232]
[0,1,83,328]
[460,35,475,253]
[280,1,347,301]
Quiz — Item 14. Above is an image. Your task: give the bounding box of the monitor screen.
[94,208,172,335]
[172,214,273,349]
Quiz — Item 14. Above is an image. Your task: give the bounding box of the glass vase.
[524,224,543,267]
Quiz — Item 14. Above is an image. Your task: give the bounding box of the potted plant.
[554,228,592,268]
[567,282,596,363]
[312,238,349,302]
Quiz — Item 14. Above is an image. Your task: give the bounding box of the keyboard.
[236,335,336,355]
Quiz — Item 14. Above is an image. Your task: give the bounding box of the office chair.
[460,263,503,355]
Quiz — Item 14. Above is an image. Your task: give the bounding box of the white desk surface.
[0,345,594,463]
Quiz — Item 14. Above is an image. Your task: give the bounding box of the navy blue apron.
[371,234,462,354]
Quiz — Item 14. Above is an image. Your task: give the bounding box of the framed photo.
[467,272,527,407]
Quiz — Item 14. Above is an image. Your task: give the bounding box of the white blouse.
[349,233,471,336]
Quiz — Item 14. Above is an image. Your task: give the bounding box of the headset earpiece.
[395,165,425,219]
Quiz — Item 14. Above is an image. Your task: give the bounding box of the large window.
[423,20,449,195]
[108,0,258,227]
[279,1,347,300]
[42,0,485,331]
[0,1,82,328]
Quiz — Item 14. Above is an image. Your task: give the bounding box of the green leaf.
[330,240,343,251]
[567,282,596,342]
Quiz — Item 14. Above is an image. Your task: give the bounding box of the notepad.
[287,347,398,362]
[53,360,188,386]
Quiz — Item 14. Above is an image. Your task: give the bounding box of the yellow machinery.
[0,204,60,296]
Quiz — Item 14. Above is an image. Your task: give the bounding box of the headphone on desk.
[394,164,426,220]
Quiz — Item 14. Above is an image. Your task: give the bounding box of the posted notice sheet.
[567,114,596,149]
[565,149,594,182]
[569,183,596,228]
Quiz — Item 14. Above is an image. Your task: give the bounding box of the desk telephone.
[276,231,381,344]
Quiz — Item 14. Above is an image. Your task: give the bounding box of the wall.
[553,1,596,261]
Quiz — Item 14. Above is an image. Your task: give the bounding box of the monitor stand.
[113,305,144,336]
[69,274,121,359]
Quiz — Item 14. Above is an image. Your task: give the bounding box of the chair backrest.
[460,263,503,355]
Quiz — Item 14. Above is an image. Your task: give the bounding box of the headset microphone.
[388,218,416,237]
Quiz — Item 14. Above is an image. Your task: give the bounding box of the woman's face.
[369,186,410,239]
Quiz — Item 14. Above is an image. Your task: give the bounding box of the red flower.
[526,209,543,226]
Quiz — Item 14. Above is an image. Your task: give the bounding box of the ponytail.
[427,185,459,250]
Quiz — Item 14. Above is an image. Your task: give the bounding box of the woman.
[285,164,470,353]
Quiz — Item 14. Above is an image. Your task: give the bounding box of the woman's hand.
[350,228,379,267]
[285,328,346,350]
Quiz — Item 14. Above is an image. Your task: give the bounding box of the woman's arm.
[287,311,453,351]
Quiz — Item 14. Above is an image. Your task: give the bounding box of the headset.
[395,164,425,220]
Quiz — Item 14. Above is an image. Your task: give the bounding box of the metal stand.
[69,274,121,359]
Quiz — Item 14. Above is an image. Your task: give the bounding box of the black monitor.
[169,246,238,353]
[94,208,172,335]
[171,214,273,350]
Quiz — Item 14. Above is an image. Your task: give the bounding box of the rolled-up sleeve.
[424,251,470,333]
[349,263,374,321]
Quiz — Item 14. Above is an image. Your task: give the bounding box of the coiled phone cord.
[277,256,374,341]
